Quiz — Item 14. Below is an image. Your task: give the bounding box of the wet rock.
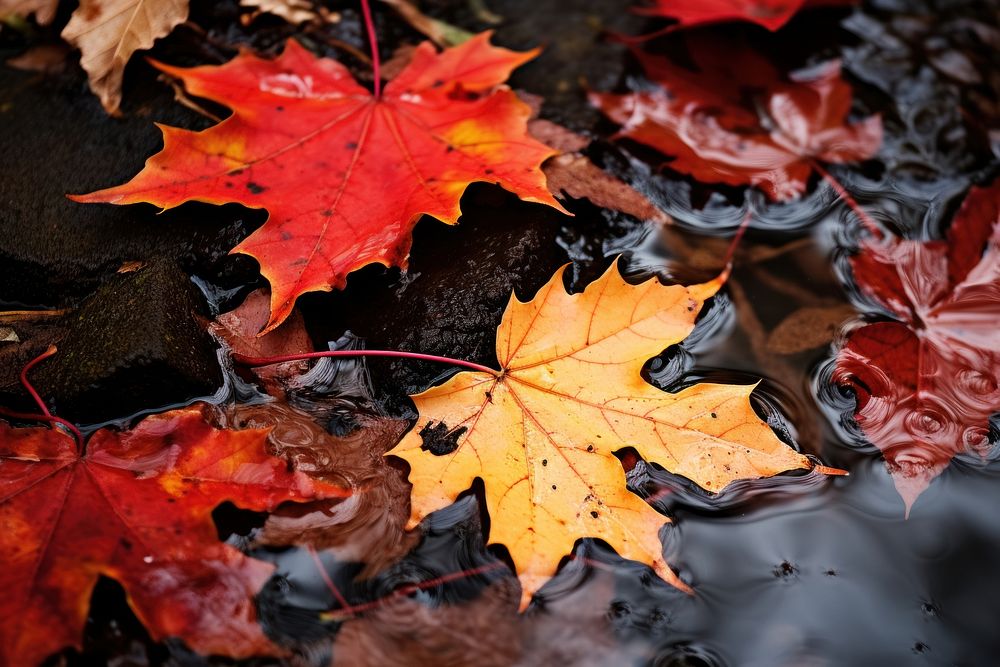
[0,317,66,412]
[429,0,646,133]
[0,20,262,427]
[26,260,222,424]
[0,65,256,308]
[303,185,577,413]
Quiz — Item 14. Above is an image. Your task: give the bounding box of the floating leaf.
[390,260,841,607]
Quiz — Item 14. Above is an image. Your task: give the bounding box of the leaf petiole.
[360,0,382,98]
[0,345,83,451]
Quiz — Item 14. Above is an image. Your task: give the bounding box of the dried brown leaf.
[61,0,189,114]
[528,117,670,224]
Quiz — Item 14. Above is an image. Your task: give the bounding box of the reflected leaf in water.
[225,401,418,577]
[331,554,635,667]
[834,179,1000,513]
[590,37,882,202]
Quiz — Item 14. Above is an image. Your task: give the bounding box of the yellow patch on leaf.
[388,260,837,608]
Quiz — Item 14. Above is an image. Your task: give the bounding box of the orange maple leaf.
[388,260,842,608]
[73,33,565,332]
[0,406,347,666]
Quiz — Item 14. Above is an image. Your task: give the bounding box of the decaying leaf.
[61,0,190,114]
[0,0,59,25]
[379,0,474,47]
[239,0,332,25]
[529,116,671,224]
[211,288,313,396]
[389,260,840,607]
[0,406,348,665]
[766,303,856,354]
[73,33,564,333]
[834,180,1000,513]
[239,0,472,46]
[590,40,882,201]
[635,0,856,32]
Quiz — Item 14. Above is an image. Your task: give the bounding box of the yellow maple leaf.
[387,260,838,608]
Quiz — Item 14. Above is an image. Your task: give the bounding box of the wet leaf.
[766,303,856,354]
[0,406,348,665]
[529,117,671,224]
[210,288,313,397]
[331,566,631,666]
[590,40,882,201]
[73,34,564,332]
[61,0,190,114]
[388,260,841,608]
[635,0,856,32]
[834,180,1000,513]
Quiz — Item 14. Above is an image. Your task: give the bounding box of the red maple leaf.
[72,33,564,333]
[0,406,348,665]
[589,41,881,201]
[634,0,856,32]
[834,180,1000,513]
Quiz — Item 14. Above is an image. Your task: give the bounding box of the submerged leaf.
[0,406,347,665]
[834,180,1000,513]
